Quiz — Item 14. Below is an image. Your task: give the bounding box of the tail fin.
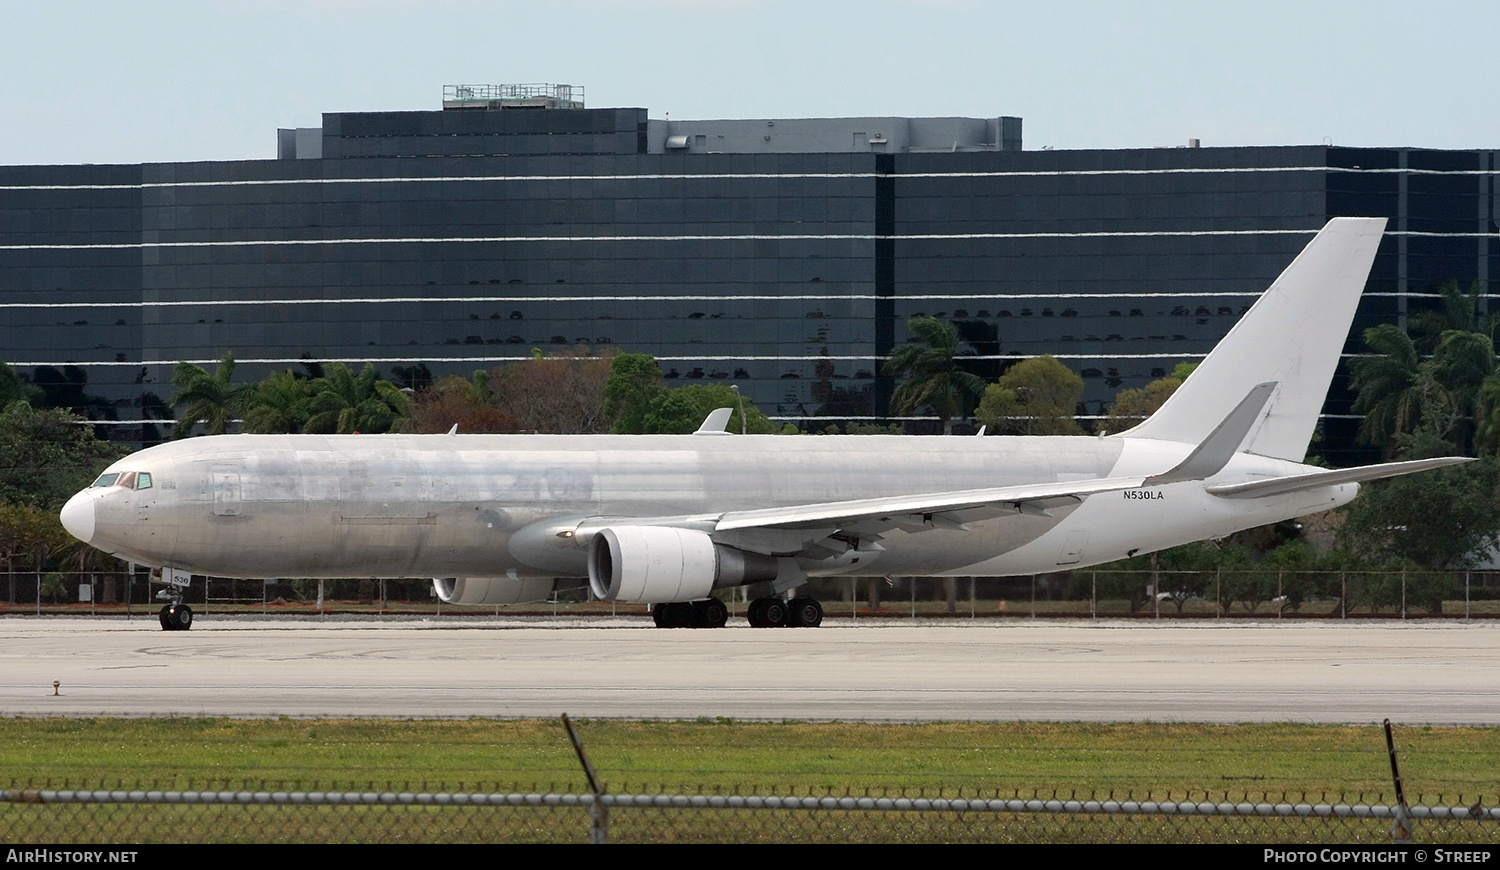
[1122,217,1386,461]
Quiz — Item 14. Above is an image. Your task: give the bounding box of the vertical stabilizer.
[1122,217,1386,460]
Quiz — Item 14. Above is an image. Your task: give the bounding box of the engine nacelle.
[587,526,779,603]
[433,576,556,606]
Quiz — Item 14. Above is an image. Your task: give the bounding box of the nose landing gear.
[158,603,193,631]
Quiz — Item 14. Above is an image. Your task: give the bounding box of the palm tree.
[1409,280,1495,353]
[304,362,410,434]
[242,370,314,434]
[883,316,986,435]
[1348,325,1422,454]
[1350,321,1500,456]
[169,353,250,438]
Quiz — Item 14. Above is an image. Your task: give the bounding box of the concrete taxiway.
[2,617,1497,723]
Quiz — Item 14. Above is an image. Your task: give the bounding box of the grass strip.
[1,718,1496,805]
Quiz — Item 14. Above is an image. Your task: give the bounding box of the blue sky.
[3,0,1496,166]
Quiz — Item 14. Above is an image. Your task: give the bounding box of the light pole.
[730,384,747,434]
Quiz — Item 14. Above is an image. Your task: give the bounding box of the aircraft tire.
[653,602,697,628]
[158,605,173,631]
[694,598,728,628]
[760,598,789,628]
[787,597,823,628]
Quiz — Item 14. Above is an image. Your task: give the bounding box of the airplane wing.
[713,381,1279,533]
[1204,456,1473,499]
[712,474,1152,532]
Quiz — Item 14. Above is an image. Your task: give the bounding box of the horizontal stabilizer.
[1205,456,1474,500]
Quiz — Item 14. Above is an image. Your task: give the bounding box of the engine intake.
[587,526,779,603]
[433,575,557,606]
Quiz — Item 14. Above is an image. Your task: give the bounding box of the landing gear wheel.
[748,597,785,627]
[787,597,823,628]
[652,602,696,628]
[159,603,192,631]
[693,598,728,628]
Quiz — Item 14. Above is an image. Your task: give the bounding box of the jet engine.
[587,526,779,603]
[433,575,556,606]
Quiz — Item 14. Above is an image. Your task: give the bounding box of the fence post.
[1215,568,1221,620]
[1342,572,1347,620]
[1466,571,1471,621]
[1091,572,1096,621]
[1384,719,1413,843]
[1401,570,1407,621]
[562,713,608,844]
[1277,571,1283,620]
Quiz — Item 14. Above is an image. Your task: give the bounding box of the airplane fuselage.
[67,431,1355,585]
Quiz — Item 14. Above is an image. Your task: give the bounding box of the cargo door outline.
[1057,530,1088,566]
[211,467,242,517]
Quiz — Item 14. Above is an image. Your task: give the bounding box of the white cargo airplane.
[60,218,1463,630]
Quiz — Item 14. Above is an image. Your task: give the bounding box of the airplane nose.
[60,491,95,544]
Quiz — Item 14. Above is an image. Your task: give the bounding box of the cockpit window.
[89,471,152,489]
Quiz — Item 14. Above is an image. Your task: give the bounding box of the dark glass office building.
[1,90,1495,461]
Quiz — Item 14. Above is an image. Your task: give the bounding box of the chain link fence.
[4,782,1497,844]
[6,569,1500,621]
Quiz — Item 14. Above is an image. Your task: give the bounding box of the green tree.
[1409,280,1495,353]
[635,389,702,435]
[304,362,410,434]
[1098,362,1198,435]
[602,354,784,435]
[0,402,124,509]
[603,353,671,434]
[0,361,40,408]
[1348,323,1500,457]
[883,316,986,435]
[0,502,60,604]
[1336,458,1500,570]
[674,384,781,434]
[1473,375,1500,456]
[242,369,315,434]
[169,353,251,438]
[975,355,1085,435]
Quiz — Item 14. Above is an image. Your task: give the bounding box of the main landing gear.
[158,603,193,631]
[652,598,729,628]
[747,596,822,628]
[650,596,824,628]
